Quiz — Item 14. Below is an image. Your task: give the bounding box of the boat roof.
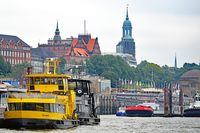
[68,78,91,83]
[25,73,71,78]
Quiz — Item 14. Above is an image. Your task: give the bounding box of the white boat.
[139,102,160,111]
[183,93,200,117]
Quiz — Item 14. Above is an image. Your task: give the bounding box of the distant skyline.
[0,0,199,67]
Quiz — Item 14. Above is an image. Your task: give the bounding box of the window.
[36,103,44,111]
[8,103,65,114]
[22,103,35,110]
[44,104,50,112]
[58,78,63,85]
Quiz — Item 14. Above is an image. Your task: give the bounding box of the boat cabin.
[26,74,71,94]
[68,79,91,96]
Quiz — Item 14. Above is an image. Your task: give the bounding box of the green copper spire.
[123,4,132,38]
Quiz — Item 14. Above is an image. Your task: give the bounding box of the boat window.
[15,103,21,110]
[50,103,55,112]
[51,78,57,85]
[68,82,75,90]
[35,77,40,84]
[30,77,34,85]
[1,93,6,98]
[36,103,44,111]
[22,103,36,110]
[8,103,21,111]
[41,78,51,84]
[57,104,65,114]
[8,103,15,111]
[82,82,88,94]
[58,78,63,85]
[27,77,34,84]
[44,103,50,112]
[195,96,200,101]
[7,103,65,114]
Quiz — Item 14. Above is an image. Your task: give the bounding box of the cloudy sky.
[0,0,200,67]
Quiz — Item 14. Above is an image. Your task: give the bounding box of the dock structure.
[99,95,117,115]
[97,82,187,117]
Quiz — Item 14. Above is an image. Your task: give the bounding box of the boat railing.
[8,93,56,99]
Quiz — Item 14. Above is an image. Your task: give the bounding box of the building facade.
[116,7,137,66]
[179,69,200,97]
[31,47,56,73]
[83,75,111,94]
[38,22,101,64]
[0,34,31,65]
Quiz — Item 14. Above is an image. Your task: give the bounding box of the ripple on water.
[1,116,200,133]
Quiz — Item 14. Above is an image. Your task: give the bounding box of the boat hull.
[183,108,200,117]
[79,117,100,125]
[125,110,153,117]
[116,112,126,116]
[4,118,79,129]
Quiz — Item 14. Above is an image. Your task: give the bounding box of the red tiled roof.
[72,38,78,47]
[73,48,89,57]
[87,39,96,51]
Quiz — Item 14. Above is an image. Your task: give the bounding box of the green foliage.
[59,57,66,74]
[174,63,200,81]
[86,55,136,87]
[0,56,11,77]
[0,56,31,79]
[86,55,200,88]
[11,62,30,80]
[136,60,163,82]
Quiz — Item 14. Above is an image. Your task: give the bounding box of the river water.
[1,115,200,133]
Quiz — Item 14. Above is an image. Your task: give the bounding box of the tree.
[86,55,200,88]
[0,55,11,77]
[11,62,30,80]
[86,55,136,88]
[136,60,163,82]
[59,57,66,74]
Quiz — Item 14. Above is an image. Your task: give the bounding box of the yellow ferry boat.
[4,59,79,129]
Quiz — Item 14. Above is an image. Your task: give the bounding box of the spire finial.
[126,4,129,20]
[84,19,86,34]
[56,20,59,29]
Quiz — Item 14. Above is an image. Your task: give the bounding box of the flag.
[121,79,124,85]
[130,80,133,85]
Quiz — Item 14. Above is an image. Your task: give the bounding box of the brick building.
[0,34,31,65]
[38,22,101,64]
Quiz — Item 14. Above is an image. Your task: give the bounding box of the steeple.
[122,5,132,38]
[53,20,61,42]
[55,21,60,36]
[116,4,137,66]
[175,53,177,69]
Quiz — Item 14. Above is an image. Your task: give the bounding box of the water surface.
[1,115,200,133]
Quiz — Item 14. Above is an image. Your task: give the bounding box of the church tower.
[116,6,137,66]
[53,21,61,44]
